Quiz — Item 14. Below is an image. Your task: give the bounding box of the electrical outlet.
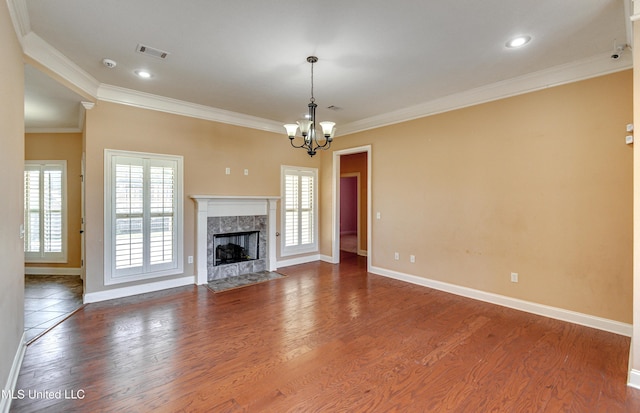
[244,169,249,175]
[188,256,193,264]
[394,252,400,260]
[510,272,518,283]
[410,255,415,263]
[225,167,231,175]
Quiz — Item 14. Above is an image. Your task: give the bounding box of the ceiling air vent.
[135,44,169,59]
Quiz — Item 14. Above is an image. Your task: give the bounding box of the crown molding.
[21,32,100,99]
[624,0,633,47]
[338,52,632,136]
[6,0,30,44]
[16,0,632,138]
[97,84,284,134]
[96,51,631,138]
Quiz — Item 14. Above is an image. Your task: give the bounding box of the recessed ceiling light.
[135,70,152,79]
[506,35,531,48]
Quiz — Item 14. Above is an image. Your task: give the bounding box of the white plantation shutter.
[24,168,41,254]
[114,158,145,272]
[24,161,67,262]
[149,164,175,266]
[300,174,314,245]
[284,173,299,247]
[105,150,183,284]
[282,166,317,255]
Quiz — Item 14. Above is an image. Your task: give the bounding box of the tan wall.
[325,70,633,323]
[632,17,640,376]
[84,101,319,293]
[82,69,632,323]
[25,133,83,269]
[340,152,368,252]
[0,0,25,393]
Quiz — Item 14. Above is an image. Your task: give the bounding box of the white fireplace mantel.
[191,195,280,285]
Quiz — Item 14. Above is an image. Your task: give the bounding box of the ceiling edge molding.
[338,52,632,136]
[624,0,634,47]
[631,0,640,23]
[21,21,631,138]
[22,32,100,99]
[6,0,30,44]
[97,84,284,134]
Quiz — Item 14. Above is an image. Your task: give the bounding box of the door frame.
[332,145,372,271]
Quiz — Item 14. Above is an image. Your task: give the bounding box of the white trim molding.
[98,84,284,134]
[0,333,26,413]
[338,53,632,136]
[278,254,322,268]
[629,369,640,389]
[25,267,82,276]
[6,0,30,45]
[320,254,336,264]
[21,32,100,99]
[9,0,632,140]
[83,275,195,304]
[370,265,633,337]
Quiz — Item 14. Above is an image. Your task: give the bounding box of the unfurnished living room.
[3,0,640,411]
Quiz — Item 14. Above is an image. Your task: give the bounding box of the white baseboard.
[24,267,82,276]
[1,333,26,413]
[357,249,368,257]
[83,276,195,303]
[629,369,640,389]
[370,265,632,337]
[277,254,322,268]
[320,254,337,264]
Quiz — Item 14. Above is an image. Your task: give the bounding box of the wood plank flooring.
[10,253,640,412]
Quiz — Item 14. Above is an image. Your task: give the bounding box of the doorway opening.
[23,64,86,344]
[333,146,372,271]
[340,174,359,254]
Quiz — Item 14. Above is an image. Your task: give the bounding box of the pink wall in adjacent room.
[340,176,357,234]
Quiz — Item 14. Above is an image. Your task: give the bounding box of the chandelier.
[284,56,336,157]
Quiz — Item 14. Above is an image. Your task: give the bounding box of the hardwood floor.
[11,253,640,412]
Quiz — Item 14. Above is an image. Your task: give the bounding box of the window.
[24,161,67,263]
[104,150,183,285]
[281,166,318,256]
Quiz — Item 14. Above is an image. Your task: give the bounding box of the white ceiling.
[15,0,633,134]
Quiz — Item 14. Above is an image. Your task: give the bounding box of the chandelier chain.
[310,60,315,103]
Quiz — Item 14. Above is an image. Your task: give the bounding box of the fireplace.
[213,231,259,266]
[191,196,279,285]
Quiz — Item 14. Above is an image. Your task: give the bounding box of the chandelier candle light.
[284,56,336,157]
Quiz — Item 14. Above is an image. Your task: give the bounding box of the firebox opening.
[213,231,260,266]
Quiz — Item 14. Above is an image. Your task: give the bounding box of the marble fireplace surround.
[191,196,279,285]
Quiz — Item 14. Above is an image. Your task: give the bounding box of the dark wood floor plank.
[10,253,640,412]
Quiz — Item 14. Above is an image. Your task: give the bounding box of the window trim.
[104,149,184,285]
[24,160,68,263]
[281,165,318,257]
